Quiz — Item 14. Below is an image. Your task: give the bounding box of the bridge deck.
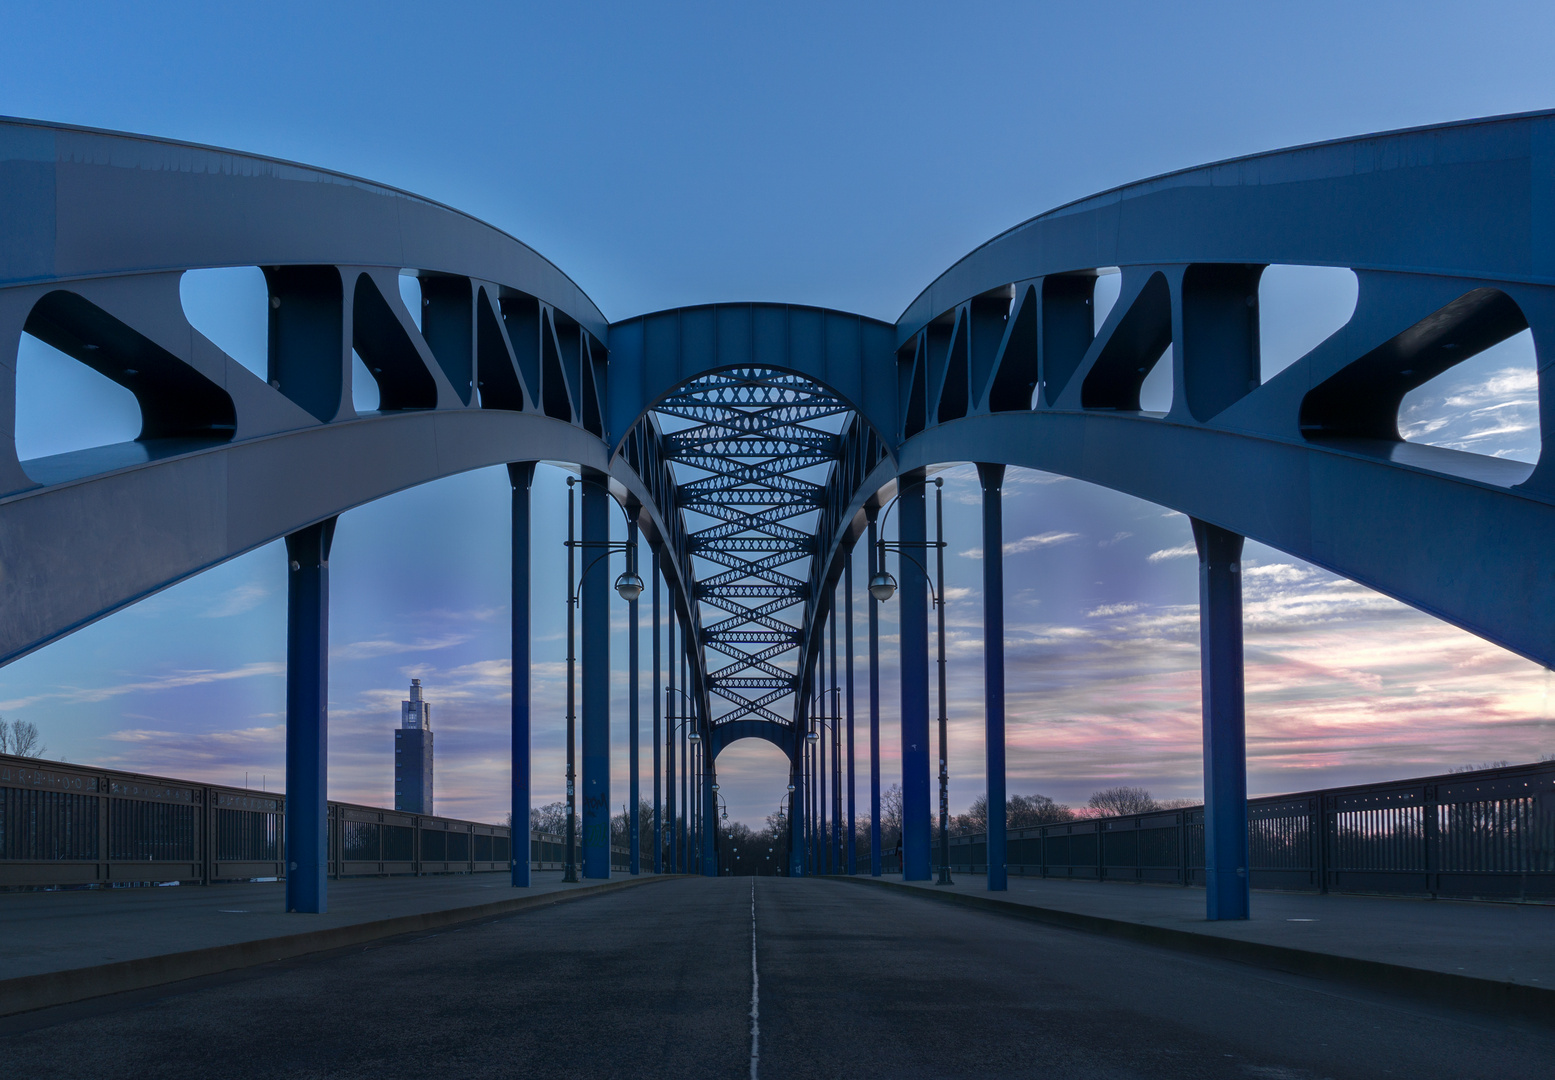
[2,877,1552,1078]
[0,871,643,991]
[849,874,1555,998]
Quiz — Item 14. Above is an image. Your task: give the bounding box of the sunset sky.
[2,2,1553,827]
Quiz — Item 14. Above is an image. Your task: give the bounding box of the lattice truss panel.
[655,369,851,728]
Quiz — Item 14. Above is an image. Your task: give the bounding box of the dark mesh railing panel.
[445,831,469,861]
[381,824,414,862]
[474,833,493,862]
[0,788,98,860]
[1332,806,1426,872]
[109,799,194,862]
[215,807,278,861]
[342,820,380,862]
[421,829,447,861]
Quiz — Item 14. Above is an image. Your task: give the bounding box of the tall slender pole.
[628,518,640,875]
[509,463,535,888]
[935,477,953,886]
[977,464,1007,891]
[564,479,578,883]
[867,506,882,877]
[846,551,857,876]
[652,550,663,874]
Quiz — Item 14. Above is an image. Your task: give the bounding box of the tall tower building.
[394,679,434,814]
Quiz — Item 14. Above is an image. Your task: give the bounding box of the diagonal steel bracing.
[655,368,854,738]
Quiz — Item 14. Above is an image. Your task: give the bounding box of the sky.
[1,1,1554,828]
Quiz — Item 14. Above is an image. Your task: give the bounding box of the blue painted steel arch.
[4,111,1555,884]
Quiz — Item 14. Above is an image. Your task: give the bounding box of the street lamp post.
[807,691,843,873]
[868,476,954,886]
[562,475,645,884]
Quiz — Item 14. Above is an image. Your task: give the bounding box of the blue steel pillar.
[977,464,1007,892]
[789,747,804,876]
[702,755,717,875]
[652,550,663,874]
[899,473,932,880]
[867,505,882,877]
[666,604,677,873]
[509,463,535,888]
[284,517,335,914]
[580,472,610,879]
[1193,518,1251,921]
[845,551,857,875]
[628,516,640,875]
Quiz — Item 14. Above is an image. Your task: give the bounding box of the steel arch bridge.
[4,111,1555,918]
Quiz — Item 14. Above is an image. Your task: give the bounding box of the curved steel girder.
[897,410,1555,670]
[606,303,899,454]
[0,412,695,668]
[897,110,1555,346]
[0,117,604,339]
[708,717,797,763]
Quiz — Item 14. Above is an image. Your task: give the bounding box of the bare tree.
[530,800,573,836]
[0,718,45,758]
[954,792,1074,833]
[1088,786,1157,816]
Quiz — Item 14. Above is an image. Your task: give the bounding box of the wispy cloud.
[1146,543,1196,563]
[961,531,1081,559]
[200,584,268,618]
[1086,602,1139,618]
[331,633,472,662]
[0,662,284,711]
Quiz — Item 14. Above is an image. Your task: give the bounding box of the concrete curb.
[0,875,672,1018]
[836,876,1555,1023]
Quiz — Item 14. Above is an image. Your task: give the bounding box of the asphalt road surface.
[2,877,1552,1078]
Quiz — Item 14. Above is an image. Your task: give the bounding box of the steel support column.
[899,473,932,880]
[508,463,535,888]
[977,464,1007,892]
[830,598,841,872]
[845,550,857,875]
[702,755,717,876]
[628,517,641,875]
[666,603,677,873]
[652,549,663,874]
[1194,518,1251,921]
[867,506,882,877]
[284,517,335,914]
[580,472,611,879]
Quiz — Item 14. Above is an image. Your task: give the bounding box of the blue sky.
[2,2,1554,826]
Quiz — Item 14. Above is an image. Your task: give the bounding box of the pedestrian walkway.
[0,871,663,1015]
[842,873,1555,1015]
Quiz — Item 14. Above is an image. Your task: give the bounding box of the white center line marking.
[749,878,760,1080]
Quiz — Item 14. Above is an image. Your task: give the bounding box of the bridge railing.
[944,760,1555,902]
[0,753,650,887]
